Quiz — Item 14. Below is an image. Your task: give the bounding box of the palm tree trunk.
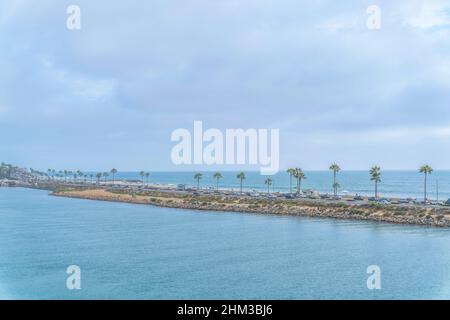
[424,173,427,202]
[289,174,292,193]
[333,172,336,196]
[299,178,302,194]
[216,178,219,191]
[240,180,243,194]
[375,182,378,199]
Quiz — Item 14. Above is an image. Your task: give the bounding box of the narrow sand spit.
[52,188,450,227]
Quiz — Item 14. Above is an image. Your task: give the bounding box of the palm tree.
[370,166,381,199]
[103,172,109,182]
[292,168,306,194]
[329,163,341,196]
[145,172,150,185]
[333,182,341,195]
[419,165,433,203]
[89,174,94,184]
[77,170,83,183]
[265,178,273,194]
[298,169,306,194]
[213,172,222,191]
[236,172,246,194]
[194,173,203,190]
[139,171,145,185]
[287,168,295,193]
[110,168,118,184]
[96,172,102,184]
[64,170,68,183]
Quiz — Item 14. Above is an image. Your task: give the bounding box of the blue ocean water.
[110,171,450,200]
[1,187,450,299]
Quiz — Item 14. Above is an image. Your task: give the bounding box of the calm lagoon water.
[1,187,450,299]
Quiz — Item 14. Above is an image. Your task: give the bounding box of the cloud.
[310,125,450,144]
[0,0,450,170]
[400,0,450,29]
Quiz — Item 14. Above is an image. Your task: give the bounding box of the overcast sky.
[1,0,450,171]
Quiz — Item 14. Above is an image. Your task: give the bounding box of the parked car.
[414,199,426,205]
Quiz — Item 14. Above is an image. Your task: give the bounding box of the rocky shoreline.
[51,188,450,228]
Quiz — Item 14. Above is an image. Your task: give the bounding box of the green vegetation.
[194,173,203,190]
[110,168,118,184]
[264,178,273,193]
[419,165,433,202]
[329,163,341,196]
[293,168,306,194]
[237,172,246,194]
[213,172,222,191]
[287,168,295,193]
[139,171,145,185]
[96,172,102,184]
[370,166,381,199]
[0,163,19,179]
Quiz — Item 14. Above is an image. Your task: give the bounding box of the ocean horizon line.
[19,169,450,173]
